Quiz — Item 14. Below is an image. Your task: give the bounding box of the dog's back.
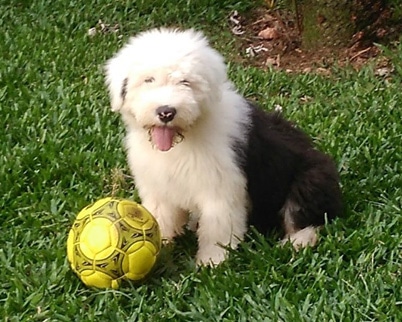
[242,103,342,242]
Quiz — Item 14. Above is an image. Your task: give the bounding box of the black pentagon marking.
[109,200,120,209]
[82,216,91,224]
[107,212,119,220]
[92,210,103,217]
[131,232,142,239]
[97,263,108,269]
[119,222,129,231]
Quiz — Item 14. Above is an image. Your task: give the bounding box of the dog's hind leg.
[280,157,342,250]
[280,199,319,249]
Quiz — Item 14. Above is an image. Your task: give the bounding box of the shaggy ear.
[105,54,129,112]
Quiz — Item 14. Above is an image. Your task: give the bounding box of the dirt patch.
[228,7,400,74]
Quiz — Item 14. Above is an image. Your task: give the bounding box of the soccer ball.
[67,197,161,289]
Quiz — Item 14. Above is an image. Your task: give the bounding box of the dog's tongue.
[151,126,176,151]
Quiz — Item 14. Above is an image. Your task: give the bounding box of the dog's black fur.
[236,103,342,236]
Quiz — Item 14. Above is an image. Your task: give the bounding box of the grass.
[1,0,401,320]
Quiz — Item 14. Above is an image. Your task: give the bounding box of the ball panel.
[80,269,120,289]
[143,238,159,256]
[79,218,119,259]
[118,200,153,230]
[122,241,157,280]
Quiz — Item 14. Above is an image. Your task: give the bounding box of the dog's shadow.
[136,229,199,284]
[147,228,282,282]
[122,228,300,291]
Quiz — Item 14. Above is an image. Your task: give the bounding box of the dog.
[105,28,342,265]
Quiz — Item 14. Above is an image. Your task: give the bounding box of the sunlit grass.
[1,0,401,320]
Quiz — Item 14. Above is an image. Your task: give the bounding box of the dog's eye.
[179,79,190,86]
[144,77,155,83]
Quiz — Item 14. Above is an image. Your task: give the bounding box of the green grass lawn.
[1,0,401,320]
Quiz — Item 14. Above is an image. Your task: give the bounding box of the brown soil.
[228,6,400,74]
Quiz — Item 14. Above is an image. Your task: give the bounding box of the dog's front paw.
[152,213,180,242]
[149,206,187,242]
[158,225,178,243]
[196,245,227,266]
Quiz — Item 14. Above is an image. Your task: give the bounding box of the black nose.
[156,106,177,123]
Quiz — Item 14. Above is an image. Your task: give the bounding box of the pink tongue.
[151,127,176,151]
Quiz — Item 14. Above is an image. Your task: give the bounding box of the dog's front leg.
[142,199,187,243]
[196,202,247,266]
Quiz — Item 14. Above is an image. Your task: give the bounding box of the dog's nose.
[156,106,177,123]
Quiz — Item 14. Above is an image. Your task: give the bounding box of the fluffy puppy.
[105,28,342,265]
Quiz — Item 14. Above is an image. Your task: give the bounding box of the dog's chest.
[128,142,242,210]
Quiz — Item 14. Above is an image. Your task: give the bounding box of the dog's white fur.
[105,28,333,265]
[106,29,255,265]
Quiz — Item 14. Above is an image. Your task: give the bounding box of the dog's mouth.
[148,126,184,152]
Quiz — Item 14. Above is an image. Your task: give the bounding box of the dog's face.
[105,29,227,151]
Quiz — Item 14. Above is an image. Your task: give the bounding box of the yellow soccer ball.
[67,197,161,289]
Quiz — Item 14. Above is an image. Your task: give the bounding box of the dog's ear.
[105,54,129,112]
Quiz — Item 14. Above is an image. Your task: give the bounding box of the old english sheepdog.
[105,28,342,265]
